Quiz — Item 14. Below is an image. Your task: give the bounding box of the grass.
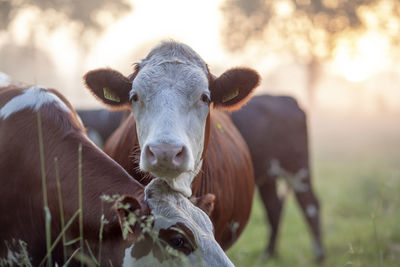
[227,113,400,267]
[5,109,400,266]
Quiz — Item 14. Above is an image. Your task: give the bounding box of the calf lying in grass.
[0,82,233,266]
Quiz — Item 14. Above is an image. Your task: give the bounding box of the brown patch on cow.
[159,222,197,255]
[130,232,154,259]
[191,110,255,250]
[201,111,211,160]
[130,222,197,262]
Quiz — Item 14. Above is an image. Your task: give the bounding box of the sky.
[1,0,399,114]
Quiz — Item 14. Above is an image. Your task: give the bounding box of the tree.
[220,0,400,107]
[0,0,132,32]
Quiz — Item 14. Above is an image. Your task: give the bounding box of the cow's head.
[115,178,233,267]
[84,41,260,196]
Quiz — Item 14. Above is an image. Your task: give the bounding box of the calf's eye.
[169,236,185,248]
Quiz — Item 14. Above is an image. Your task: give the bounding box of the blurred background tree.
[0,0,133,94]
[0,0,133,61]
[0,0,132,33]
[220,0,400,107]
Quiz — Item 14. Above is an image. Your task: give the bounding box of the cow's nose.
[145,144,187,169]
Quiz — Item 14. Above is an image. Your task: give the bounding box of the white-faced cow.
[231,94,324,261]
[83,40,260,249]
[0,83,234,266]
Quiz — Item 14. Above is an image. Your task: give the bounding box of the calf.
[84,40,259,250]
[0,84,233,266]
[231,94,324,261]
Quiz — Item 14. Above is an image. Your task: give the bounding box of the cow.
[83,40,260,250]
[76,108,129,148]
[0,83,234,266]
[231,94,324,261]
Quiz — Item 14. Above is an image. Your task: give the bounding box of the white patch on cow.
[0,72,12,87]
[267,159,309,192]
[306,204,318,218]
[122,244,135,267]
[131,41,210,196]
[123,244,188,267]
[164,160,202,197]
[0,86,69,119]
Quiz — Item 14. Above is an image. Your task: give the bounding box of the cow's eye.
[169,236,185,248]
[201,93,211,104]
[130,92,138,102]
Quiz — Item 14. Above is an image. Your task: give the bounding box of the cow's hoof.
[315,253,325,264]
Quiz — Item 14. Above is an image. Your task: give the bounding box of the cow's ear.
[191,193,215,217]
[210,67,260,111]
[114,195,151,242]
[84,68,132,108]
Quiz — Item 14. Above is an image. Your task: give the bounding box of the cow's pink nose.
[145,144,187,169]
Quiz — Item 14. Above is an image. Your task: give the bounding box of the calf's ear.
[210,67,260,111]
[114,195,151,242]
[191,193,216,217]
[84,68,132,108]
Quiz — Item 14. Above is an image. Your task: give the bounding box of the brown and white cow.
[83,40,259,249]
[231,94,324,261]
[0,83,234,266]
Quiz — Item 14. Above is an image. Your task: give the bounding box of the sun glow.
[332,31,388,82]
[86,0,225,70]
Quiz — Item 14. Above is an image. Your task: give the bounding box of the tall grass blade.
[37,110,52,267]
[98,201,105,265]
[64,237,81,247]
[78,143,84,267]
[74,252,96,267]
[62,248,80,267]
[54,157,67,263]
[39,209,81,266]
[85,240,99,266]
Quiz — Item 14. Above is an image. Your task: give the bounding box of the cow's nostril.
[146,145,157,165]
[172,146,185,167]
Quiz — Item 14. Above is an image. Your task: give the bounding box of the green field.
[228,113,400,267]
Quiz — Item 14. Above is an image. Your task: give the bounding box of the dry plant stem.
[37,110,52,267]
[78,143,84,267]
[55,157,67,263]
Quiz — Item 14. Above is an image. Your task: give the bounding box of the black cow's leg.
[257,176,283,260]
[293,176,325,262]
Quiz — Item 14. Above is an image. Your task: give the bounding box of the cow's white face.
[130,61,210,196]
[117,179,234,267]
[84,40,260,197]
